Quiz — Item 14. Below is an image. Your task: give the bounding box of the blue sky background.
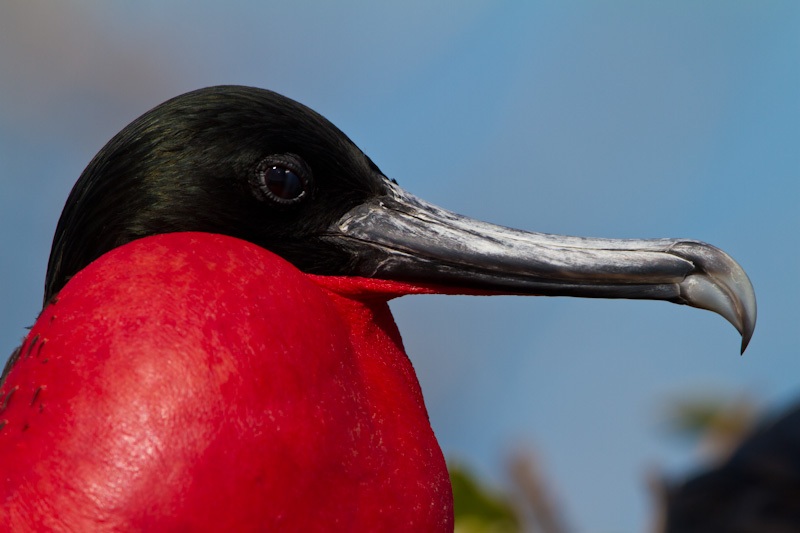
[1,2,797,531]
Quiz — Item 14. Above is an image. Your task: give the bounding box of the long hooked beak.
[326,182,756,353]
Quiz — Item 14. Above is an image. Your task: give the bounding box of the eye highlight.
[252,154,312,206]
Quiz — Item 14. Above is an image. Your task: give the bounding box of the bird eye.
[252,154,312,206]
[265,166,303,199]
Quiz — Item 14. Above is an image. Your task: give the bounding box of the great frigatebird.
[0,86,756,531]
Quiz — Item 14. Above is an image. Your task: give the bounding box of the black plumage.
[46,86,388,304]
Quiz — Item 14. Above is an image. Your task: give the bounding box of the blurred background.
[1,2,797,531]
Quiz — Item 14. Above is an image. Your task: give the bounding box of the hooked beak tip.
[671,242,756,354]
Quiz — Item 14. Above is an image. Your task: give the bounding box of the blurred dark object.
[664,403,800,532]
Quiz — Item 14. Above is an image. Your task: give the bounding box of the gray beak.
[327,183,756,353]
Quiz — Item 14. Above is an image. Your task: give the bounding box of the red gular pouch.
[0,232,467,532]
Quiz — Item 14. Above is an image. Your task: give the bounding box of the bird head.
[46,85,756,351]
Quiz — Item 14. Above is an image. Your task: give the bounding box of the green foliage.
[664,393,759,461]
[449,462,520,533]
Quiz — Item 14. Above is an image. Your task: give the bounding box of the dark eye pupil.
[265,166,304,200]
[252,154,312,206]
